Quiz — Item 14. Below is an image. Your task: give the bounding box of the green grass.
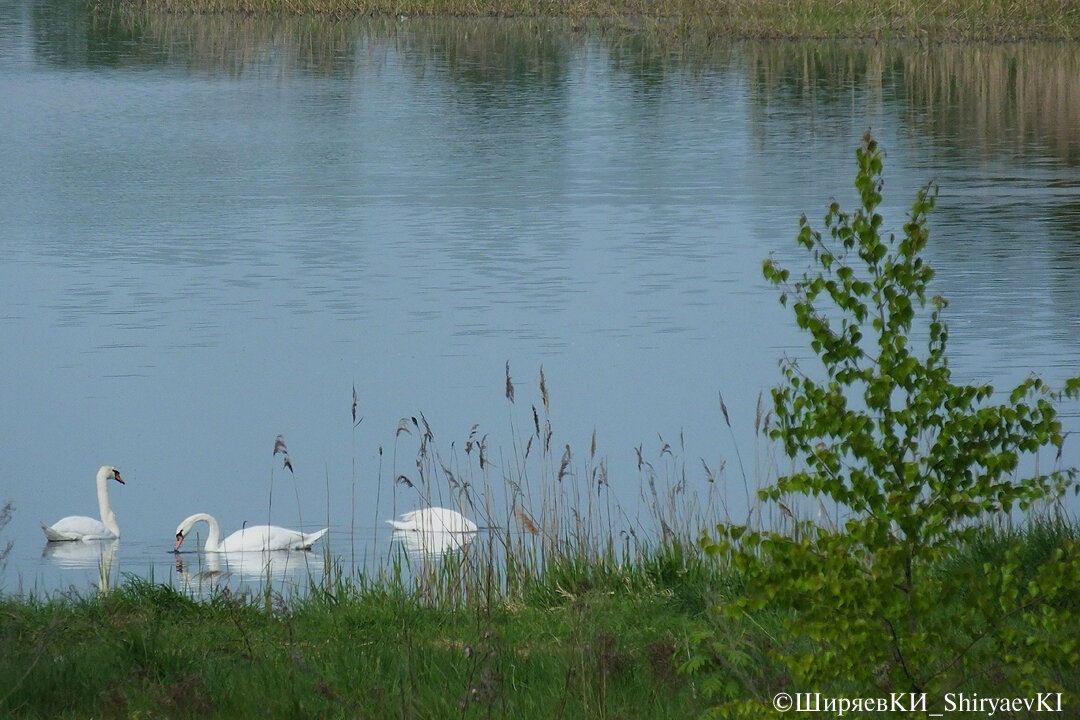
[0,542,713,718]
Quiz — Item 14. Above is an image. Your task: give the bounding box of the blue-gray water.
[2,6,1079,596]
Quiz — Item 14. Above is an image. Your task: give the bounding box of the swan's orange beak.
[174,531,185,551]
[113,470,125,485]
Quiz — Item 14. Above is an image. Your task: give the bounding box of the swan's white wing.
[219,525,328,552]
[294,527,329,550]
[387,508,477,533]
[387,509,425,530]
[401,509,427,524]
[41,516,117,541]
[219,525,274,553]
[429,508,478,532]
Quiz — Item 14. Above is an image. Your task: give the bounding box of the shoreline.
[102,0,1080,42]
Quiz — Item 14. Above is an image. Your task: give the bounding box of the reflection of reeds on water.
[79,8,1080,163]
[901,44,1080,163]
[90,10,386,78]
[741,41,1080,165]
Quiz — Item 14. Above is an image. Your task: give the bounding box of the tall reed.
[107,0,1080,41]
[360,362,737,615]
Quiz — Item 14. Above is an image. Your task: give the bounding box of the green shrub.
[691,133,1080,716]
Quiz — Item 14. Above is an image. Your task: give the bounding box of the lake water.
[2,4,1079,597]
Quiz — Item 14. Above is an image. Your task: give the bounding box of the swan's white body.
[174,513,328,553]
[41,465,125,541]
[387,507,478,534]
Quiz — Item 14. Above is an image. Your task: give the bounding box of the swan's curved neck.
[183,513,223,552]
[96,467,120,537]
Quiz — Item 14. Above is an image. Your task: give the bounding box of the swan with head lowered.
[387,507,478,534]
[41,465,125,541]
[174,513,328,553]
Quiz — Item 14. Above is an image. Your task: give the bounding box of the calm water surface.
[2,4,1079,596]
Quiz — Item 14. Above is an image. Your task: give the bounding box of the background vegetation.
[100,0,1080,42]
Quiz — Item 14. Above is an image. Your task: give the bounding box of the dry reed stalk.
[110,0,1080,40]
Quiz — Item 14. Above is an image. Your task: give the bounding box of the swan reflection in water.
[389,508,479,560]
[42,537,119,594]
[391,528,476,558]
[174,547,326,596]
[390,521,480,600]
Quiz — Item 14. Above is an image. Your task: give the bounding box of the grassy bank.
[0,546,714,718]
[103,0,1080,41]
[0,522,1076,718]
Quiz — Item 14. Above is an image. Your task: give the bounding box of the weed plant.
[0,501,12,579]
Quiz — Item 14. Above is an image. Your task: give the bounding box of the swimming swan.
[387,507,478,534]
[174,513,328,553]
[41,465,125,541]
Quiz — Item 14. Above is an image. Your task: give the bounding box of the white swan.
[387,507,478,534]
[174,513,328,553]
[41,465,125,541]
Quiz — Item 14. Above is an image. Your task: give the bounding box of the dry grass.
[104,0,1080,41]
